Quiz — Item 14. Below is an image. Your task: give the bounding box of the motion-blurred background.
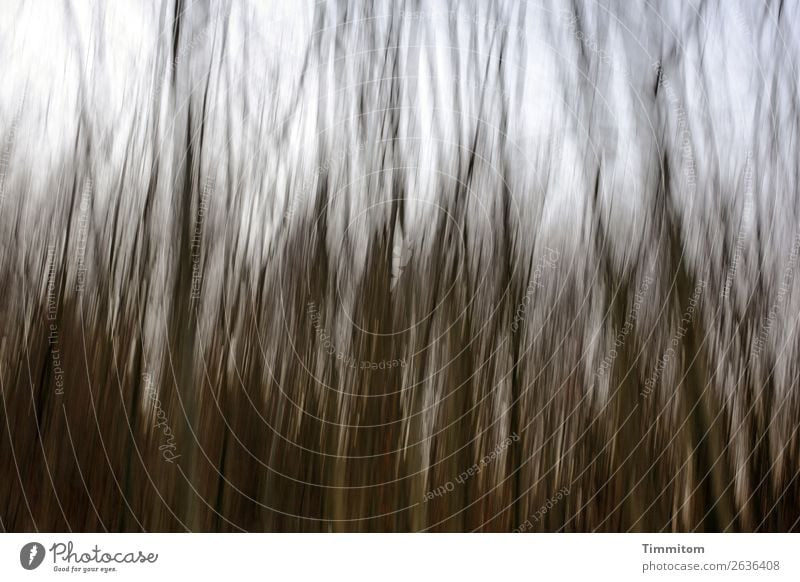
[1,0,799,531]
